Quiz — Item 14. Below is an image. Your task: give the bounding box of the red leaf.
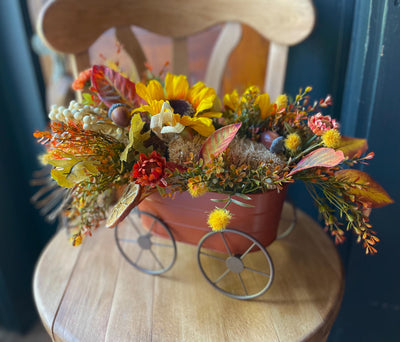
[335,169,394,208]
[337,136,368,158]
[199,123,241,164]
[91,65,138,107]
[288,148,345,176]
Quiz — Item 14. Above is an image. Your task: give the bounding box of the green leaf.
[231,198,255,207]
[335,169,394,208]
[234,193,252,200]
[120,114,151,162]
[288,148,345,176]
[91,65,138,107]
[210,198,230,203]
[81,93,95,106]
[199,123,241,164]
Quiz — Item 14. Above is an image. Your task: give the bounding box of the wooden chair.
[37,0,315,100]
[33,4,347,342]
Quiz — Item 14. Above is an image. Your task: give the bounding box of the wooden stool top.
[34,203,344,342]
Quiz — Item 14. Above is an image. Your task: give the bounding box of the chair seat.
[33,203,344,342]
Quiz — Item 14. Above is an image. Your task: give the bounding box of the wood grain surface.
[36,0,316,104]
[34,203,344,342]
[38,0,315,54]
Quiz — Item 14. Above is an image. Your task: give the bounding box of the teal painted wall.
[286,0,400,340]
[0,0,56,332]
[330,1,400,341]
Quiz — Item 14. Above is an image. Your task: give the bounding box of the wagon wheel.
[197,229,274,300]
[115,209,177,275]
[276,200,297,240]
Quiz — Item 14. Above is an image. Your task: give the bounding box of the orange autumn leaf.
[335,169,394,208]
[337,136,368,158]
[91,65,138,107]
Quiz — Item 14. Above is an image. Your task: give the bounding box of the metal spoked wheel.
[197,229,274,300]
[115,209,177,275]
[276,200,297,240]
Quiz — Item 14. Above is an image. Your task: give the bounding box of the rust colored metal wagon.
[114,188,296,300]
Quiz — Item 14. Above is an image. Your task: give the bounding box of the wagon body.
[138,187,287,254]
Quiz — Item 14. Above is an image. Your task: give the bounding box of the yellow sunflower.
[135,73,222,137]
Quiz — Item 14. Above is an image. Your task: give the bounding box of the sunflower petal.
[180,116,215,136]
[165,73,188,99]
[195,96,216,114]
[147,80,165,100]
[133,99,164,116]
[199,111,222,118]
[135,82,151,103]
[188,82,215,109]
[135,80,165,104]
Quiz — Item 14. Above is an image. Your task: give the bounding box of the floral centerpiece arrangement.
[34,65,393,254]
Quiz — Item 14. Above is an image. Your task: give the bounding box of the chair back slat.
[205,22,242,94]
[172,37,189,76]
[38,0,315,97]
[264,43,289,101]
[115,27,147,81]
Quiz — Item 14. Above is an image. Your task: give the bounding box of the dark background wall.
[286,1,400,341]
[0,0,56,332]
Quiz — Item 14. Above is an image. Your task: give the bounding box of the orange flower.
[72,68,92,90]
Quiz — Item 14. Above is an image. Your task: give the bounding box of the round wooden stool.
[33,204,344,342]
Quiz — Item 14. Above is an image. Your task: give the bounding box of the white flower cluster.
[48,101,128,142]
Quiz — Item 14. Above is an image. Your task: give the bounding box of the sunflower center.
[169,99,195,117]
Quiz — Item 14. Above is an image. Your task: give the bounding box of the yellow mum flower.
[243,85,260,98]
[285,133,301,152]
[274,94,288,110]
[135,73,222,136]
[188,182,208,198]
[322,129,341,148]
[207,208,232,231]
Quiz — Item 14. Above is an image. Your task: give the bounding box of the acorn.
[260,130,280,149]
[108,103,131,127]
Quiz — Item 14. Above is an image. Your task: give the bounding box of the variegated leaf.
[91,65,137,107]
[199,123,241,164]
[288,148,345,176]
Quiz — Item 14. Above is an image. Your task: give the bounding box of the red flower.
[308,113,339,136]
[132,151,168,188]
